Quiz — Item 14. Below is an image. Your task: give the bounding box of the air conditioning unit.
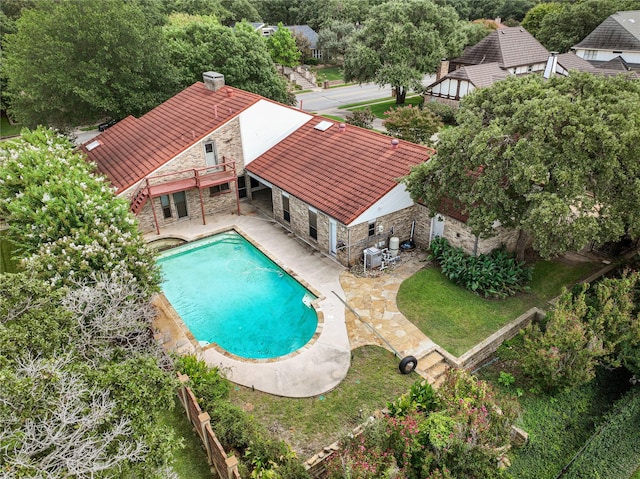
[363,247,383,270]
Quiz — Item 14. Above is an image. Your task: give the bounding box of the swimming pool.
[157,231,319,359]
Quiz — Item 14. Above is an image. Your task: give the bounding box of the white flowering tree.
[0,129,182,477]
[0,274,180,478]
[0,127,160,293]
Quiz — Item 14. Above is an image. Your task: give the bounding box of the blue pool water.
[157,231,318,359]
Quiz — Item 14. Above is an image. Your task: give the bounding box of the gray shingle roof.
[446,63,511,88]
[452,27,549,69]
[285,25,319,49]
[573,11,640,51]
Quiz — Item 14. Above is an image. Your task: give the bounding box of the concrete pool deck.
[151,204,440,397]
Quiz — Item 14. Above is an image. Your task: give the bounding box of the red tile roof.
[81,83,261,192]
[247,120,434,225]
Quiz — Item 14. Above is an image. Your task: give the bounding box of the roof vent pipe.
[339,123,346,132]
[391,139,399,149]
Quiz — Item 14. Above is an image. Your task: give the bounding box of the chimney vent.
[339,123,346,132]
[203,71,225,91]
[391,139,399,149]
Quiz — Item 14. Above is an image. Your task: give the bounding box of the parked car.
[98,119,117,132]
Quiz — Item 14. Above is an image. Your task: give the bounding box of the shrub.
[174,355,230,403]
[334,370,519,478]
[383,105,442,145]
[429,237,532,298]
[519,290,604,392]
[423,101,457,125]
[174,355,309,477]
[345,107,375,129]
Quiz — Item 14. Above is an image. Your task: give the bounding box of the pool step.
[414,350,449,388]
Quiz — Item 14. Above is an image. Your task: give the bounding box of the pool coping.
[150,214,351,398]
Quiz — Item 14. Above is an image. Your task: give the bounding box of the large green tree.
[165,19,295,104]
[267,23,301,67]
[3,0,179,129]
[343,0,466,104]
[317,19,356,63]
[404,73,640,260]
[535,0,640,52]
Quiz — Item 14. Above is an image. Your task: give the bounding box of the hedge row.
[564,388,640,479]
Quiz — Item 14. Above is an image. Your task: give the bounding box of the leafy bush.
[175,356,309,479]
[174,355,230,403]
[429,237,532,298]
[345,107,375,129]
[564,388,640,479]
[520,289,604,392]
[383,104,442,145]
[423,101,457,125]
[331,370,517,479]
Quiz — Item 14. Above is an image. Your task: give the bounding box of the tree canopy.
[3,0,179,129]
[165,19,295,105]
[0,127,160,291]
[383,105,442,145]
[403,73,640,260]
[267,23,301,67]
[343,0,466,104]
[532,0,640,53]
[0,128,179,477]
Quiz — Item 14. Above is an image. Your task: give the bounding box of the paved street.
[295,82,393,112]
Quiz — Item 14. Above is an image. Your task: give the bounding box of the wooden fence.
[176,373,241,479]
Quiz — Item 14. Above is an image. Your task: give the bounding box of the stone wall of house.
[129,118,244,235]
[343,206,416,266]
[271,186,331,254]
[413,203,518,256]
[412,203,433,249]
[137,189,238,235]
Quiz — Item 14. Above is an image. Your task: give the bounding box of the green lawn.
[159,406,212,479]
[314,65,343,83]
[1,115,22,138]
[397,260,599,356]
[228,346,418,459]
[320,114,346,122]
[350,95,424,119]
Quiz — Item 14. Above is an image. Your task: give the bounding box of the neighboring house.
[285,25,322,60]
[572,10,640,70]
[250,23,322,60]
[82,72,435,266]
[425,26,634,106]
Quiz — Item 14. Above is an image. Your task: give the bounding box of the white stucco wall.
[240,100,312,165]
[347,183,414,227]
[574,48,640,64]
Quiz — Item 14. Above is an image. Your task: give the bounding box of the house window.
[237,175,247,198]
[309,208,318,240]
[160,195,172,219]
[583,50,597,60]
[368,221,376,237]
[210,183,230,195]
[173,191,188,218]
[204,141,220,169]
[282,193,290,222]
